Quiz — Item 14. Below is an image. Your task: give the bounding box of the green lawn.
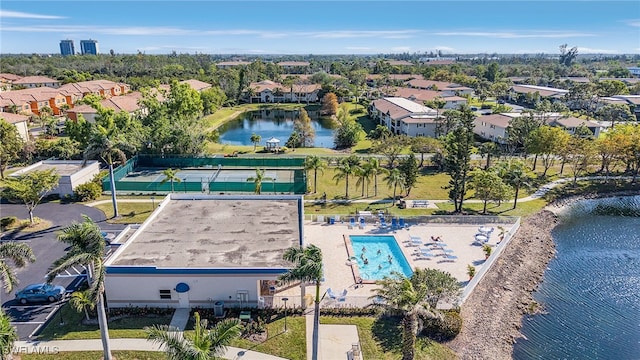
[434,198,548,218]
[36,303,172,340]
[92,201,155,224]
[321,316,457,360]
[230,316,306,360]
[20,351,165,360]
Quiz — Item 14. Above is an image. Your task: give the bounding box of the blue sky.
[1,1,639,55]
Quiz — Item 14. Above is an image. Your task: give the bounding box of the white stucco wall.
[473,119,508,144]
[10,160,100,197]
[400,122,437,137]
[105,272,281,309]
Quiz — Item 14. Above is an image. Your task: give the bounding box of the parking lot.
[1,202,126,339]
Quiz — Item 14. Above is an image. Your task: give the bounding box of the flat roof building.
[104,194,305,309]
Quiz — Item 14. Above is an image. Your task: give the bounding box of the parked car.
[15,283,65,304]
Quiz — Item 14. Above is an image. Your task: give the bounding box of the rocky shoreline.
[447,191,640,359]
[446,210,557,360]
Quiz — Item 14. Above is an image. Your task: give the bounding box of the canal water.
[218,109,337,148]
[513,196,640,359]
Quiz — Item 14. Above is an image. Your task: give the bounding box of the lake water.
[513,197,640,359]
[218,109,337,148]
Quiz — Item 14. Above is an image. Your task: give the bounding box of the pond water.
[218,109,337,148]
[512,197,640,359]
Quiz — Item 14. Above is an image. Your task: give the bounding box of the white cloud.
[0,10,65,19]
[433,46,455,53]
[390,46,411,52]
[624,19,640,27]
[305,30,420,39]
[577,47,621,54]
[345,46,372,51]
[2,25,193,36]
[433,31,595,39]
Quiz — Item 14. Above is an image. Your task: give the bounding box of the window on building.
[490,124,496,129]
[159,290,172,299]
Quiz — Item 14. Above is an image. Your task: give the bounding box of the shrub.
[74,182,102,202]
[422,310,462,341]
[0,216,17,231]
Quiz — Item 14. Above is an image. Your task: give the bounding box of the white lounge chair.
[326,288,337,300]
[337,289,348,302]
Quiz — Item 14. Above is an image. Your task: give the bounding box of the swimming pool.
[348,235,413,281]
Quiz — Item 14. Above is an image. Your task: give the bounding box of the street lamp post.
[282,297,289,333]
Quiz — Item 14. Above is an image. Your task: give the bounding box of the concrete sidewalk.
[14,339,289,360]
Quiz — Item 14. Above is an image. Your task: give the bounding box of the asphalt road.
[0,201,126,339]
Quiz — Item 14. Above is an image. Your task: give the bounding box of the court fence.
[103,155,307,194]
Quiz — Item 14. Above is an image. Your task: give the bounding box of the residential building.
[58,79,130,101]
[247,80,321,104]
[390,87,467,109]
[0,87,68,116]
[60,40,75,56]
[277,61,310,74]
[628,67,640,77]
[12,76,60,89]
[215,61,251,69]
[66,91,144,122]
[407,79,474,96]
[0,112,30,141]
[549,117,604,137]
[473,112,571,144]
[369,97,438,137]
[9,160,100,197]
[0,73,22,92]
[103,194,304,309]
[508,84,569,103]
[180,79,212,92]
[80,39,99,55]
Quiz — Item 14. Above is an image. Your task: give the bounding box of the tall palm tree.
[332,162,354,199]
[247,168,273,195]
[304,155,326,194]
[367,157,388,197]
[354,164,370,198]
[0,309,17,360]
[0,242,35,304]
[384,168,405,205]
[371,269,460,360]
[497,160,532,209]
[84,118,133,218]
[46,216,112,360]
[278,245,323,360]
[145,312,243,360]
[160,168,182,192]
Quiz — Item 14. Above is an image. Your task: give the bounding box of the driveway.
[0,201,126,339]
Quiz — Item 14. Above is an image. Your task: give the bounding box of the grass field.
[20,351,165,360]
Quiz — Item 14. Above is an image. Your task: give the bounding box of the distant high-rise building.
[60,40,75,56]
[80,39,99,55]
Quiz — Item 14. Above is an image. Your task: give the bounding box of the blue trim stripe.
[106,266,288,275]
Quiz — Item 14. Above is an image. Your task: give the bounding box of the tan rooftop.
[109,195,303,268]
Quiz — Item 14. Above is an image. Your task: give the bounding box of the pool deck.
[275,219,514,308]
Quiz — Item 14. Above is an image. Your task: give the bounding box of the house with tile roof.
[216,61,251,69]
[0,73,23,92]
[0,112,30,141]
[369,97,438,137]
[407,79,474,96]
[180,79,212,92]
[277,61,310,74]
[508,84,569,103]
[12,76,61,89]
[58,80,130,100]
[66,91,144,122]
[247,80,321,104]
[0,87,68,116]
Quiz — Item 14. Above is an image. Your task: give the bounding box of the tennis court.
[122,167,296,183]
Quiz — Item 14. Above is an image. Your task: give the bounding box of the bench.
[412,200,429,208]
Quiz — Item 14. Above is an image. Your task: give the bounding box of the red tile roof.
[475,114,512,128]
[0,112,29,124]
[13,76,59,85]
[0,73,22,81]
[180,79,212,92]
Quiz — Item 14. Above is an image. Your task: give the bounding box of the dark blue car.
[15,283,65,304]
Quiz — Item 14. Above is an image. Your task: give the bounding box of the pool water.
[349,235,413,280]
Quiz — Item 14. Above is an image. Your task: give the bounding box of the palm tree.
[304,155,326,193]
[0,309,17,360]
[247,168,273,195]
[84,117,133,218]
[145,312,243,360]
[250,133,262,152]
[354,164,370,198]
[0,242,35,304]
[278,245,323,360]
[367,157,387,197]
[70,290,95,322]
[384,168,405,205]
[160,168,182,192]
[332,162,354,199]
[46,216,112,360]
[497,160,532,209]
[371,269,460,360]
